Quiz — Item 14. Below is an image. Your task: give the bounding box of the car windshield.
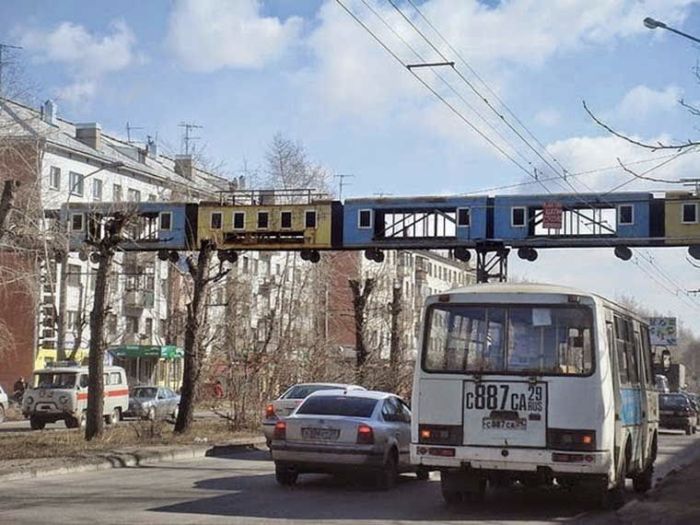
[282,385,346,399]
[133,388,157,399]
[660,395,689,409]
[297,396,377,417]
[33,373,77,389]
[423,304,594,375]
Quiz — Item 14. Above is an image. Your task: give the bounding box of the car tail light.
[547,429,596,452]
[418,424,463,446]
[357,424,374,445]
[265,403,276,419]
[273,421,286,440]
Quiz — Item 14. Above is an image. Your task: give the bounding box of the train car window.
[210,212,222,229]
[233,212,245,229]
[682,203,698,224]
[281,211,292,229]
[358,209,372,229]
[70,213,84,232]
[305,210,317,229]
[511,207,526,227]
[258,211,269,229]
[618,205,634,225]
[159,212,172,231]
[457,208,470,227]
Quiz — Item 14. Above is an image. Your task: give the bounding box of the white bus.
[411,283,658,508]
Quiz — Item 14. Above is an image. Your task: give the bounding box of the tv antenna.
[125,121,144,144]
[334,173,354,200]
[179,122,203,155]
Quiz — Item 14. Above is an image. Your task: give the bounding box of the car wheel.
[29,416,45,430]
[0,404,5,424]
[376,449,398,491]
[275,464,298,486]
[65,416,79,429]
[686,424,692,436]
[416,467,430,481]
[107,408,120,425]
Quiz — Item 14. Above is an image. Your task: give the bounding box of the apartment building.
[0,97,228,388]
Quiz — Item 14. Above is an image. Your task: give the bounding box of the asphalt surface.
[0,431,697,524]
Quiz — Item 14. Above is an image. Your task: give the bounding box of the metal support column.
[475,243,509,283]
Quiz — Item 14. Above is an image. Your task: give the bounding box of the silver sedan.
[271,389,429,489]
[125,386,180,421]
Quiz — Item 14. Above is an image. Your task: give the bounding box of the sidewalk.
[614,456,700,524]
[0,435,266,482]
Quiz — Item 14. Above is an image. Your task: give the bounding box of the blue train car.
[62,202,197,252]
[343,195,490,249]
[493,192,655,247]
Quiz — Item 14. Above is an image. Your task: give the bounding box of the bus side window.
[614,316,629,384]
[625,320,639,385]
[640,325,654,384]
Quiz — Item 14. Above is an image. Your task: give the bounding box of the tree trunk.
[85,251,112,440]
[389,284,402,393]
[175,242,213,434]
[0,179,18,241]
[349,278,375,385]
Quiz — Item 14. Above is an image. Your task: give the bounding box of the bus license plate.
[301,427,340,441]
[482,418,527,430]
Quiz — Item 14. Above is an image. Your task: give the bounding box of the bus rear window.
[423,305,594,375]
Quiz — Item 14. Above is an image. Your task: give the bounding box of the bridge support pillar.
[475,243,509,283]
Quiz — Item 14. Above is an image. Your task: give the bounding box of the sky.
[3,0,700,333]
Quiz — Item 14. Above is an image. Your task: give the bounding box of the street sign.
[649,317,677,346]
[542,202,562,229]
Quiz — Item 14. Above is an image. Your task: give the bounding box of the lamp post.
[643,17,700,44]
[56,161,124,361]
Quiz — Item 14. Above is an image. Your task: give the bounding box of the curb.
[0,436,267,482]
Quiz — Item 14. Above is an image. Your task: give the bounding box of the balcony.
[124,290,155,309]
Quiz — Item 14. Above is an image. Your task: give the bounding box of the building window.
[233,212,245,229]
[305,210,317,229]
[148,194,157,202]
[66,264,81,287]
[682,203,698,224]
[511,207,526,227]
[144,318,153,339]
[211,212,223,229]
[127,188,141,202]
[258,211,269,229]
[92,179,103,201]
[49,166,61,190]
[618,204,634,225]
[113,184,123,202]
[69,172,84,196]
[358,209,372,229]
[159,212,172,231]
[457,207,470,227]
[126,316,139,334]
[280,211,292,229]
[70,213,84,232]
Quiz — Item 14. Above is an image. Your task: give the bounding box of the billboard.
[542,202,562,229]
[648,317,677,346]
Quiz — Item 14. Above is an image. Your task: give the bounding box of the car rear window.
[282,385,344,399]
[660,395,689,409]
[297,396,377,417]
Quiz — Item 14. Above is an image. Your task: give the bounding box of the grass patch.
[0,420,259,462]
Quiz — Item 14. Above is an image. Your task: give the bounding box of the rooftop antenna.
[179,122,203,155]
[0,43,22,96]
[125,121,144,144]
[334,173,354,200]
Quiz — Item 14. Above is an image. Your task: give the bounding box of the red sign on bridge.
[542,202,563,230]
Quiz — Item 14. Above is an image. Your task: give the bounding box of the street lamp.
[643,17,700,44]
[56,161,124,359]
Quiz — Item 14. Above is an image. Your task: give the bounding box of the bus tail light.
[547,429,596,452]
[273,421,286,440]
[418,424,463,446]
[357,424,374,444]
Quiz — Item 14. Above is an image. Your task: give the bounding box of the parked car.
[685,393,700,428]
[659,393,697,435]
[125,386,180,421]
[271,389,429,489]
[0,385,8,423]
[262,383,365,446]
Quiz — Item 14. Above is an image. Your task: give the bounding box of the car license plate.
[482,418,527,430]
[301,427,340,441]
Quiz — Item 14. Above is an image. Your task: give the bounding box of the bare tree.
[349,277,376,384]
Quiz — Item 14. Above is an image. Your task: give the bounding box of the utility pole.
[334,173,354,200]
[0,43,22,96]
[179,122,202,155]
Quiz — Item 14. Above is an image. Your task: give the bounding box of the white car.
[262,383,365,446]
[0,385,8,423]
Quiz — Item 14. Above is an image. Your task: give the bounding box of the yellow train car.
[197,192,342,252]
[664,191,700,246]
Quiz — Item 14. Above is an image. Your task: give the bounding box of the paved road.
[0,432,697,525]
